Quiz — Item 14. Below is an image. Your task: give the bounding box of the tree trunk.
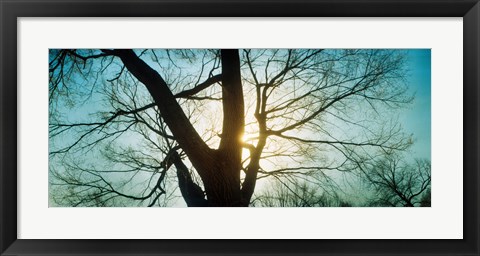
[116,49,248,207]
[202,160,243,206]
[202,49,245,207]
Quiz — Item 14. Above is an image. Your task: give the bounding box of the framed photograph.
[1,0,479,255]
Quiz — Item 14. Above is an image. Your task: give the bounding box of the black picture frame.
[1,0,479,255]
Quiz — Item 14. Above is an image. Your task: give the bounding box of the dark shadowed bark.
[171,151,208,207]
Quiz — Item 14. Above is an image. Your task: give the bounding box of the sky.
[402,49,431,160]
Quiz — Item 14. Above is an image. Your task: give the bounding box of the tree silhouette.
[359,154,431,207]
[252,178,352,207]
[49,49,414,207]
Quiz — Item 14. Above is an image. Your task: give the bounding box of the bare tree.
[359,154,431,207]
[252,178,352,207]
[49,49,413,207]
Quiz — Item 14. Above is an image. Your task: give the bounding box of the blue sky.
[402,49,431,160]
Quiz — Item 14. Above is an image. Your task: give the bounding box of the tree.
[252,178,352,207]
[49,49,413,207]
[359,154,431,207]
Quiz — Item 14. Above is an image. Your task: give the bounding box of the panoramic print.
[49,49,431,207]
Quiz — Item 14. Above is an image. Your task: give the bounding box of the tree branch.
[112,49,216,175]
[171,151,208,207]
[174,74,222,98]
